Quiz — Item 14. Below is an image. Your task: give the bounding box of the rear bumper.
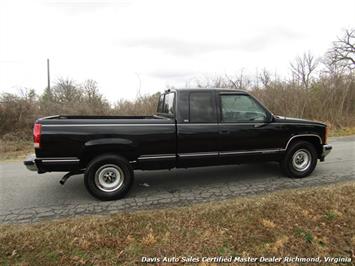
[24,154,38,171]
[320,144,332,161]
[24,155,81,173]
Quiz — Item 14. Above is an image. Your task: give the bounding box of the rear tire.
[281,141,317,178]
[84,154,133,200]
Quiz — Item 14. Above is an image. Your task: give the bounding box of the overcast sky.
[0,0,354,101]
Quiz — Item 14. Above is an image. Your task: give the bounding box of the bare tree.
[225,70,252,90]
[290,52,318,89]
[259,69,272,88]
[52,78,82,103]
[327,28,355,71]
[81,79,110,114]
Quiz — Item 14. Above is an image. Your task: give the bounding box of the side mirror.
[264,113,274,123]
[268,114,275,123]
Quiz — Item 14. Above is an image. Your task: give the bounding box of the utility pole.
[47,58,50,90]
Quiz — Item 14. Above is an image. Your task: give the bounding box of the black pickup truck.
[24,88,332,200]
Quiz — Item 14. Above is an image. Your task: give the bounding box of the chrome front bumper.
[24,154,38,171]
[320,144,332,161]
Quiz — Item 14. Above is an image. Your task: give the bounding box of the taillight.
[324,126,328,144]
[33,123,41,148]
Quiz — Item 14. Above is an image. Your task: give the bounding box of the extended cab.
[24,88,332,200]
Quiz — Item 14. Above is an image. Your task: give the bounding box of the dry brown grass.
[0,182,354,265]
[0,139,33,160]
[329,127,355,137]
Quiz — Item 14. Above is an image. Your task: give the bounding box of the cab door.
[218,92,285,163]
[177,90,219,167]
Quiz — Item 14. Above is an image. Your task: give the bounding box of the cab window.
[189,92,216,123]
[157,94,164,113]
[157,92,175,116]
[220,94,267,122]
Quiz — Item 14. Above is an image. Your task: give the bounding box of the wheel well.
[80,151,131,168]
[287,136,322,157]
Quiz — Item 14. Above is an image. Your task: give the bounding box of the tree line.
[0,29,354,140]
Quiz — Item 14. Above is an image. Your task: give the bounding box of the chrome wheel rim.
[94,164,124,192]
[292,149,311,171]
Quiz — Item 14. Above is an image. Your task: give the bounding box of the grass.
[0,139,33,160]
[329,126,355,137]
[0,182,354,265]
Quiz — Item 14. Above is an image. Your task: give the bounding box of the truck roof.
[165,88,248,94]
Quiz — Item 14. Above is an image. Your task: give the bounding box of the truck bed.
[34,115,177,171]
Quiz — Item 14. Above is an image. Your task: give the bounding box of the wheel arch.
[285,134,323,158]
[79,138,137,167]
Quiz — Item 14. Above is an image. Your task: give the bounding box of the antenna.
[47,58,50,89]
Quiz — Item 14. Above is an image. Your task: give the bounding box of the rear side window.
[189,92,216,123]
[157,92,175,116]
[163,93,175,114]
[157,94,164,113]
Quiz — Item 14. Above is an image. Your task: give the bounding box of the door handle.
[220,130,230,134]
[254,123,267,128]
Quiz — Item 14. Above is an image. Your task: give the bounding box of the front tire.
[84,154,133,200]
[281,141,317,178]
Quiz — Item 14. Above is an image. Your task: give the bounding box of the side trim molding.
[179,152,218,158]
[220,149,282,156]
[138,154,176,160]
[40,159,80,163]
[42,124,175,127]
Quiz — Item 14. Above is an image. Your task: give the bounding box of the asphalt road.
[0,136,354,224]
